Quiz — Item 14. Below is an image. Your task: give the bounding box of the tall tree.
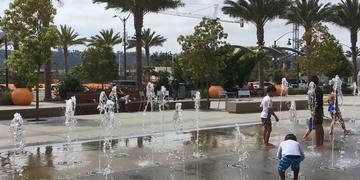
[57,25,86,76]
[127,28,167,66]
[88,29,121,47]
[299,24,353,78]
[284,0,332,47]
[178,18,231,108]
[2,0,58,119]
[81,45,118,88]
[93,0,183,89]
[222,0,289,88]
[330,0,360,83]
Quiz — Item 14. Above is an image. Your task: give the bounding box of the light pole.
[0,17,9,89]
[114,13,131,80]
[273,31,293,47]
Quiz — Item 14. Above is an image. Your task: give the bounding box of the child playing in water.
[302,117,315,140]
[260,85,279,147]
[277,134,305,180]
[328,91,351,135]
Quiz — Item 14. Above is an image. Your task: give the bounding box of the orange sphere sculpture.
[11,88,33,105]
[208,85,224,98]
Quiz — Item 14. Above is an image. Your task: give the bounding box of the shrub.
[58,75,83,99]
[288,88,308,95]
[0,88,13,105]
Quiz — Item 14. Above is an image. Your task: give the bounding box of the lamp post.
[273,31,293,47]
[0,16,9,89]
[114,13,131,80]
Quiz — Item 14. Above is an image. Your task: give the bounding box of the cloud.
[0,0,357,53]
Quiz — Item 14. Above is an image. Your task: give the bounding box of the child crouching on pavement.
[277,134,305,180]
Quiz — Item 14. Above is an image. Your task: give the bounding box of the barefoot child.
[302,117,314,140]
[328,91,351,135]
[277,134,305,180]
[260,85,279,147]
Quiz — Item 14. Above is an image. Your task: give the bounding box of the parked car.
[112,80,137,92]
[288,79,307,89]
[248,82,274,90]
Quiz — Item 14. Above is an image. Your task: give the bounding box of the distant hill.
[0,49,146,69]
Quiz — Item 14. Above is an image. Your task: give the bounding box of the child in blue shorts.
[277,134,305,180]
[302,117,315,139]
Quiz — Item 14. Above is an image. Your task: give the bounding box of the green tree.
[2,0,58,119]
[284,0,332,47]
[88,29,121,47]
[330,0,360,83]
[93,0,183,89]
[151,52,174,66]
[57,24,86,75]
[127,28,167,66]
[81,45,118,88]
[221,51,263,90]
[178,18,231,106]
[222,0,289,89]
[299,24,353,78]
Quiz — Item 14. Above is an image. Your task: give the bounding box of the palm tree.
[127,28,167,66]
[284,0,332,47]
[57,25,86,75]
[93,0,183,89]
[222,0,289,88]
[88,29,121,47]
[330,0,360,84]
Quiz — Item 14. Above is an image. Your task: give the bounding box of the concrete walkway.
[0,95,359,150]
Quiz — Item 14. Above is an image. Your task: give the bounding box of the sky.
[0,0,356,54]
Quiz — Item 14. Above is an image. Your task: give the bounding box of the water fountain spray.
[280,77,289,111]
[59,96,77,165]
[159,86,167,133]
[307,81,316,148]
[109,86,119,113]
[10,113,25,154]
[102,100,116,176]
[173,103,183,132]
[288,100,297,133]
[193,91,205,159]
[9,113,25,175]
[143,82,155,114]
[229,124,249,170]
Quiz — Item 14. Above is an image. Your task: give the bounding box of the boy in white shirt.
[277,134,305,180]
[260,85,279,147]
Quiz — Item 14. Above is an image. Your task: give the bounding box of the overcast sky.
[0,0,357,53]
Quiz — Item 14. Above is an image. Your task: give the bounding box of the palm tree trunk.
[257,25,265,89]
[44,16,52,101]
[64,47,68,75]
[44,60,52,101]
[134,8,143,90]
[145,47,150,81]
[145,47,150,66]
[36,64,41,121]
[351,30,358,83]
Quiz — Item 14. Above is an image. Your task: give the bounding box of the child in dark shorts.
[260,85,279,147]
[277,134,305,180]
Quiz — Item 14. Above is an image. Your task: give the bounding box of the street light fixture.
[273,30,293,47]
[114,13,131,80]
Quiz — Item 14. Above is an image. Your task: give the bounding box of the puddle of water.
[0,119,359,180]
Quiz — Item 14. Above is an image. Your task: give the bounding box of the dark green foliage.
[270,68,283,84]
[153,70,170,91]
[81,45,118,84]
[288,88,308,95]
[58,75,83,99]
[221,51,261,90]
[0,89,13,105]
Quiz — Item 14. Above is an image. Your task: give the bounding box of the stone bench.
[227,100,308,114]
